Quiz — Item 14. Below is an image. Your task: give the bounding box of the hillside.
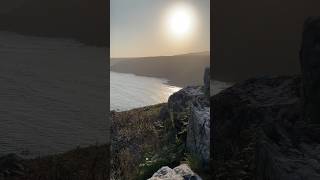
[111,52,210,87]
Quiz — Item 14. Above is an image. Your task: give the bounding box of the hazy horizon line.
[111,50,210,59]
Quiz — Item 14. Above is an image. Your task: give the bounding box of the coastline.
[110,71,182,112]
[110,52,210,87]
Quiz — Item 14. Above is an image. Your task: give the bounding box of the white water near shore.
[110,71,181,111]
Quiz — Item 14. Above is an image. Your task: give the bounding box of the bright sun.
[165,3,195,39]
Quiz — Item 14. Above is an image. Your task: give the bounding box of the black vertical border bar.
[106,0,111,178]
[210,0,214,173]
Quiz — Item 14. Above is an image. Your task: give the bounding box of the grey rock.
[148,164,202,180]
[167,85,203,141]
[210,80,232,96]
[173,164,202,180]
[166,68,212,165]
[187,97,210,165]
[167,85,210,164]
[212,75,320,179]
[148,166,183,180]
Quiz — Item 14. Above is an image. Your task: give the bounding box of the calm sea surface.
[0,32,108,158]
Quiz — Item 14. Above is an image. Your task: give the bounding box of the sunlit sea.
[110,71,181,111]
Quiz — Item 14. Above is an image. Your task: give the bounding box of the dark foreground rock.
[212,75,320,180]
[300,17,320,124]
[212,16,320,180]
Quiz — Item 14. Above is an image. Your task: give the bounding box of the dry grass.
[212,129,256,180]
[111,104,165,179]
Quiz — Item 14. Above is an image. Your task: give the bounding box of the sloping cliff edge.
[111,67,211,180]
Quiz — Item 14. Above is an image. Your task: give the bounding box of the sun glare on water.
[165,2,196,40]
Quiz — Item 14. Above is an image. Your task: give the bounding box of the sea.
[0,31,109,158]
[0,31,229,158]
[110,71,181,111]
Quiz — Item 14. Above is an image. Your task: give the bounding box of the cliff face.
[186,95,210,165]
[147,68,211,179]
[167,67,210,165]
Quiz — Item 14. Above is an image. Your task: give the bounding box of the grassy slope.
[111,104,174,179]
[111,103,210,179]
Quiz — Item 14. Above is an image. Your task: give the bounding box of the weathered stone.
[148,166,183,180]
[300,16,320,124]
[173,164,202,180]
[212,75,320,179]
[167,86,203,141]
[210,80,232,96]
[166,68,212,165]
[167,84,210,165]
[148,164,202,180]
[187,96,210,165]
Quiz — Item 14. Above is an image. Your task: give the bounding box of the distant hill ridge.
[110,52,210,87]
[0,0,108,46]
[111,51,210,60]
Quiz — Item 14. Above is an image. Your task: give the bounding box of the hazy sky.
[111,0,210,58]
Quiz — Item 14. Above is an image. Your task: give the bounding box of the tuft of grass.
[137,143,185,180]
[111,104,167,180]
[183,153,202,172]
[212,129,257,180]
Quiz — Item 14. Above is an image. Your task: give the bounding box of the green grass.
[136,143,185,180]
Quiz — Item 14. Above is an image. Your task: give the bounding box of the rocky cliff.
[211,17,320,180]
[166,67,210,165]
[147,67,211,179]
[111,66,212,179]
